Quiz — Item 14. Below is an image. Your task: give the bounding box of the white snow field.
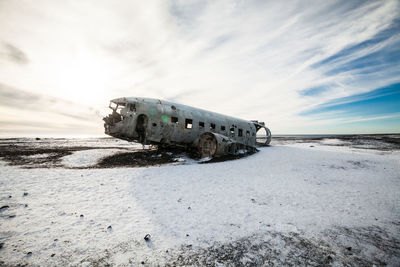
[0,141,399,266]
[61,149,127,168]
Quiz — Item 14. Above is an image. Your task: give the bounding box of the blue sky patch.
[299,85,332,97]
[300,83,400,118]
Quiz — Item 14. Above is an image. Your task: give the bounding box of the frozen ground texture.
[61,149,128,168]
[0,136,399,266]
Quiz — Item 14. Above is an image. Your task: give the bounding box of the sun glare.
[50,49,115,106]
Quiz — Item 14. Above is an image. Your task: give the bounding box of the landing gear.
[198,132,218,158]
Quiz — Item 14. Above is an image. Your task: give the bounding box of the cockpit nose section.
[103,100,128,137]
[103,99,144,141]
[103,110,122,135]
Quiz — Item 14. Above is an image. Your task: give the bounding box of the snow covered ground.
[61,149,128,168]
[0,137,399,266]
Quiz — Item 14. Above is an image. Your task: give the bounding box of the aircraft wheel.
[198,132,218,158]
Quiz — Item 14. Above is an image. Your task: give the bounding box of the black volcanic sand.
[0,135,399,168]
[0,146,87,168]
[96,147,200,168]
[0,144,187,169]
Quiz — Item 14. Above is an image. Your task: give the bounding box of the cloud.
[0,42,29,64]
[0,83,43,108]
[0,83,103,136]
[0,83,97,118]
[0,0,399,135]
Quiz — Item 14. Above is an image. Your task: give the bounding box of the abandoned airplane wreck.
[103,97,271,158]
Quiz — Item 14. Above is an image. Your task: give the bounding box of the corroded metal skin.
[103,97,271,157]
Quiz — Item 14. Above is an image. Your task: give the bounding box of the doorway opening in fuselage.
[136,114,148,143]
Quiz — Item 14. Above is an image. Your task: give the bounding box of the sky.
[0,0,399,137]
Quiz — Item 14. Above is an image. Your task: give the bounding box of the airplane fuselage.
[103,97,271,157]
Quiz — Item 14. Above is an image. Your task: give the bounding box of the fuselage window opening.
[109,102,118,110]
[115,103,126,116]
[238,129,243,137]
[230,126,235,136]
[199,121,205,128]
[109,102,126,114]
[246,130,250,137]
[110,101,126,109]
[221,125,226,131]
[171,117,179,124]
[129,103,136,112]
[210,123,216,131]
[185,118,193,129]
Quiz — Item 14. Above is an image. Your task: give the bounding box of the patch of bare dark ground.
[0,145,189,169]
[96,149,184,168]
[0,145,120,168]
[0,139,199,168]
[0,137,186,168]
[166,225,400,266]
[0,145,71,168]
